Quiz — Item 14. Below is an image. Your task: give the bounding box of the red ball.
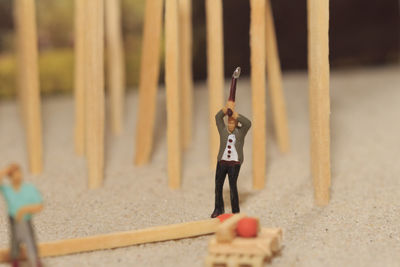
[236,217,259,238]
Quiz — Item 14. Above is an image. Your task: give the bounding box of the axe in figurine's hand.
[227,67,241,117]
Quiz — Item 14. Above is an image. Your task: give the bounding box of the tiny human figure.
[0,164,43,267]
[211,67,251,218]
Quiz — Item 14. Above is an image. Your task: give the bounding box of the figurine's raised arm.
[215,109,225,133]
[216,101,236,133]
[233,112,251,135]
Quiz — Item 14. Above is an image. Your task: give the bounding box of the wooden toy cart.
[205,214,282,267]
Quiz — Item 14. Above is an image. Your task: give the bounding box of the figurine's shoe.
[37,260,43,267]
[11,260,19,267]
[232,208,240,214]
[210,209,224,218]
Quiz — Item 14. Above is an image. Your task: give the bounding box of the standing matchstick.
[105,0,125,135]
[165,0,182,189]
[14,0,43,174]
[307,0,331,205]
[134,0,163,166]
[74,0,86,156]
[205,0,225,168]
[265,0,290,153]
[179,0,194,149]
[250,0,267,189]
[85,0,105,189]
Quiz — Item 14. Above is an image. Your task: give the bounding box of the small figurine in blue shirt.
[0,164,43,267]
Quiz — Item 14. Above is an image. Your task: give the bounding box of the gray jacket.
[215,109,251,164]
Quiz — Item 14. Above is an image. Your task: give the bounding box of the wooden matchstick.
[179,0,194,149]
[105,0,125,135]
[250,0,267,189]
[14,1,27,125]
[205,0,225,168]
[14,0,43,174]
[165,0,182,189]
[85,0,105,189]
[73,0,86,156]
[134,0,163,166]
[265,0,290,153]
[0,218,221,261]
[307,0,331,205]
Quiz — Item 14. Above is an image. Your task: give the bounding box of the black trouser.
[214,161,241,213]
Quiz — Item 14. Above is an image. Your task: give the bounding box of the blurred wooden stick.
[265,0,290,153]
[74,0,86,156]
[14,0,26,127]
[0,218,221,261]
[165,0,182,189]
[205,0,224,168]
[250,0,267,189]
[307,0,331,205]
[14,0,43,174]
[105,0,125,135]
[86,0,105,189]
[179,0,194,149]
[134,0,163,166]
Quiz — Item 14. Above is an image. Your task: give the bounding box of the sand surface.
[0,65,399,266]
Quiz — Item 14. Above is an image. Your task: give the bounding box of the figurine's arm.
[15,185,43,221]
[234,112,251,135]
[16,204,43,222]
[216,101,237,132]
[215,109,226,133]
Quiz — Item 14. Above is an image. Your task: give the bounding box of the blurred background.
[0,0,398,98]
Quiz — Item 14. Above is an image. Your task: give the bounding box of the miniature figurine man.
[211,67,251,218]
[0,164,43,267]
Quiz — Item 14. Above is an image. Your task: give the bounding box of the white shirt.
[221,133,239,161]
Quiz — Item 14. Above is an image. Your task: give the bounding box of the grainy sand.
[0,65,399,267]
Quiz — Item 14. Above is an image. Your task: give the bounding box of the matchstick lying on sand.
[0,217,229,262]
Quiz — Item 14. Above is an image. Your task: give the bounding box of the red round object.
[217,213,234,222]
[236,217,259,238]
